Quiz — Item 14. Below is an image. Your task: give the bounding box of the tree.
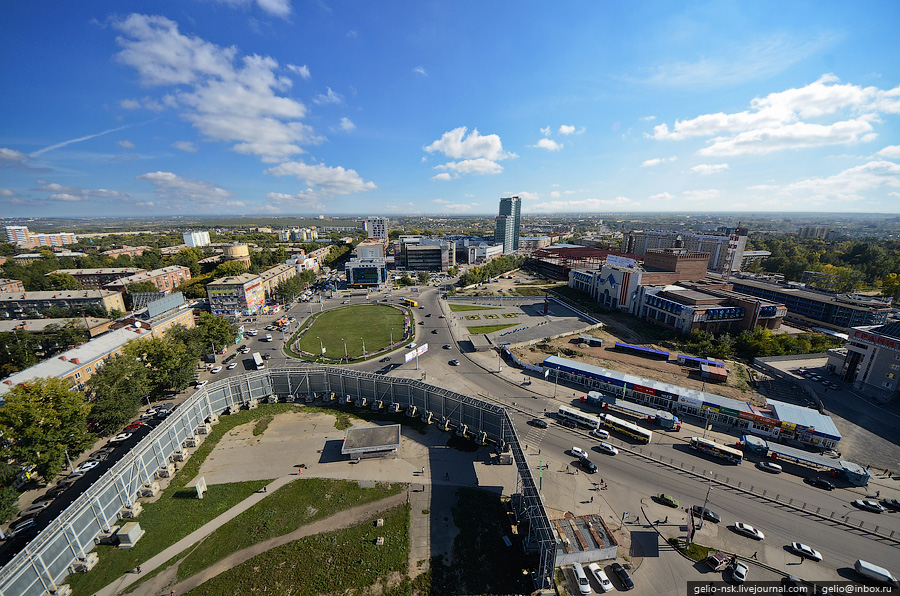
[87,356,149,434]
[0,378,93,482]
[417,272,430,284]
[881,273,900,301]
[0,463,20,523]
[172,248,203,277]
[214,260,249,278]
[123,337,195,395]
[196,311,239,351]
[46,272,80,290]
[126,281,161,294]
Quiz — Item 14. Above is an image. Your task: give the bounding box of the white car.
[211,366,222,374]
[587,562,613,592]
[590,428,610,440]
[570,447,588,459]
[108,432,133,444]
[853,499,886,513]
[195,380,208,388]
[596,442,618,456]
[74,460,100,474]
[757,461,783,474]
[731,561,749,583]
[789,542,823,562]
[226,363,237,370]
[733,522,765,540]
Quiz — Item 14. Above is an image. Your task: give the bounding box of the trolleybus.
[557,405,603,430]
[601,413,653,444]
[689,436,743,464]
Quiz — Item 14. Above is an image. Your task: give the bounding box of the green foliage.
[0,485,20,524]
[252,414,274,436]
[86,355,149,434]
[182,503,410,596]
[417,271,430,284]
[680,328,844,361]
[45,272,80,290]
[458,255,526,286]
[195,311,240,351]
[753,236,900,286]
[213,259,249,278]
[0,378,93,482]
[882,272,900,301]
[0,321,89,376]
[123,336,196,394]
[295,304,405,360]
[126,281,160,294]
[274,271,316,303]
[171,247,203,276]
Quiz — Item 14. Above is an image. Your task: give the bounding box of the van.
[573,562,591,595]
[854,560,899,587]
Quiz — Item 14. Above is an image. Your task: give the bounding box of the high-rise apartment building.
[366,217,388,239]
[493,196,521,254]
[624,229,748,272]
[183,230,211,247]
[5,225,76,248]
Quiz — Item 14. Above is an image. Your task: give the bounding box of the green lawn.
[295,304,407,359]
[184,504,411,596]
[466,323,518,334]
[448,304,500,312]
[67,405,301,596]
[177,478,403,580]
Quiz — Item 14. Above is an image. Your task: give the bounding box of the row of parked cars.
[572,561,633,593]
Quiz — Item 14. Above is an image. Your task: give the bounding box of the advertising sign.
[607,255,637,268]
[404,350,416,363]
[415,343,429,356]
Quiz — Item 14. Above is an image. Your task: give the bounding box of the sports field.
[295,304,407,360]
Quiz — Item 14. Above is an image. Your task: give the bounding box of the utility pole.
[698,471,713,530]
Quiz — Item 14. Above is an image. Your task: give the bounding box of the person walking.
[752,551,758,560]
[591,495,594,503]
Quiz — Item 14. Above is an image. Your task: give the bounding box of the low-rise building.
[0,279,24,293]
[49,268,146,289]
[258,264,297,298]
[467,243,503,264]
[102,245,151,259]
[206,273,265,315]
[0,290,126,318]
[104,265,192,294]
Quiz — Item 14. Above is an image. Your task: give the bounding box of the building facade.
[206,273,265,315]
[50,268,146,289]
[4,226,77,249]
[183,230,211,247]
[497,196,521,252]
[468,243,504,264]
[102,245,151,258]
[104,265,192,294]
[624,229,748,272]
[258,264,297,298]
[0,290,126,318]
[345,257,388,287]
[356,239,387,259]
[0,279,25,293]
[828,323,900,403]
[365,217,388,239]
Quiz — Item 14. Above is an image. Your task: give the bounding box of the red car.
[124,421,145,431]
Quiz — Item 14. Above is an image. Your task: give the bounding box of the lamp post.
[317,336,324,361]
[698,471,714,530]
[361,337,366,355]
[342,338,348,362]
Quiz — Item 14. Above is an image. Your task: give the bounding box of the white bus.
[252,352,265,370]
[689,436,743,464]
[602,413,653,444]
[557,405,603,430]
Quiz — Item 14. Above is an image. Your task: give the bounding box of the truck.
[583,391,681,431]
[854,560,899,587]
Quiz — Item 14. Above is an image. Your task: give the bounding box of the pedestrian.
[591,495,594,503]
[876,490,880,498]
[421,466,425,474]
[135,566,141,574]
[752,551,758,560]
[566,465,570,473]
[263,486,267,493]
[445,472,449,480]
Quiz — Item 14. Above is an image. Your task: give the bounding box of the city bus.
[601,413,653,444]
[403,298,418,307]
[689,436,743,464]
[252,352,265,370]
[557,405,603,430]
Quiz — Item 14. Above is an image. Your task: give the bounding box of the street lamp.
[361,337,366,355]
[317,336,324,360]
[698,471,714,530]
[342,338,348,362]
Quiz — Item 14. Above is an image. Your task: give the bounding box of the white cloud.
[432,173,452,181]
[640,115,656,122]
[648,189,719,203]
[424,126,513,178]
[515,191,540,201]
[540,126,551,137]
[209,0,291,18]
[0,148,43,171]
[0,188,15,197]
[641,156,677,167]
[120,99,142,110]
[877,145,900,159]
[691,163,729,175]
[32,181,129,201]
[30,124,131,157]
[650,74,899,157]
[779,160,900,200]
[48,193,89,202]
[339,117,356,132]
[649,191,675,201]
[550,191,560,198]
[114,14,319,162]
[313,87,342,105]
[533,138,562,151]
[173,140,198,153]
[118,140,136,149]
[558,125,584,135]
[287,64,310,79]
[137,171,235,208]
[264,160,377,199]
[412,66,427,76]
[529,196,631,212]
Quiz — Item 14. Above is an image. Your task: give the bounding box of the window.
[74,372,81,380]
[887,372,896,380]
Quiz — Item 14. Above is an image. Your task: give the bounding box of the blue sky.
[2,1,899,217]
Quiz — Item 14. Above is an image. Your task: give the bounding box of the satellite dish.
[134,321,142,328]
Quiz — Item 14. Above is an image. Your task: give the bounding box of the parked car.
[7,517,37,537]
[442,344,452,349]
[731,561,749,583]
[576,457,597,474]
[853,499,886,513]
[123,421,145,431]
[211,366,223,374]
[610,563,634,590]
[806,477,835,491]
[757,461,783,474]
[596,442,618,456]
[691,505,721,523]
[19,501,51,518]
[706,552,730,571]
[226,363,237,370]
[263,353,271,360]
[108,432,133,444]
[658,493,679,508]
[73,460,100,474]
[530,418,549,429]
[733,522,765,540]
[789,542,823,562]
[590,428,610,440]
[195,380,208,388]
[881,498,900,510]
[587,563,613,593]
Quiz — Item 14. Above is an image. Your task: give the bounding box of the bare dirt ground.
[512,325,761,403]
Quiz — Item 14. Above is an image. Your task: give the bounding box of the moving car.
[530,418,549,429]
[691,505,721,523]
[211,366,223,373]
[706,552,730,571]
[262,353,271,360]
[806,477,835,490]
[590,428,610,440]
[123,421,145,431]
[570,447,588,459]
[733,522,765,540]
[442,344,452,349]
[7,517,37,537]
[449,359,460,366]
[587,562,613,593]
[596,442,618,456]
[789,542,823,562]
[853,499,886,513]
[658,493,679,508]
[576,457,597,474]
[226,363,237,370]
[610,562,634,590]
[431,329,438,334]
[439,314,445,318]
[108,432,133,444]
[380,357,391,362]
[757,461,783,473]
[731,561,749,583]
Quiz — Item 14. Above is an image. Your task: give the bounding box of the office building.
[345,258,388,287]
[366,217,388,239]
[493,196,521,253]
[468,243,504,264]
[397,237,454,271]
[104,266,192,294]
[206,273,265,315]
[0,290,126,318]
[829,323,900,403]
[356,239,387,259]
[182,230,211,247]
[624,229,748,272]
[49,268,146,289]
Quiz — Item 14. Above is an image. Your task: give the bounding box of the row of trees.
[0,320,89,377]
[0,312,238,489]
[680,328,844,361]
[273,270,317,303]
[458,255,527,286]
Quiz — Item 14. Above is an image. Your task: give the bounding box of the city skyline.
[2,2,900,218]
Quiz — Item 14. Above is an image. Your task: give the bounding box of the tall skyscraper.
[493,196,521,253]
[366,217,388,239]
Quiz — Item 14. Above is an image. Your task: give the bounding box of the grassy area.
[67,405,301,596]
[252,414,274,436]
[428,488,532,596]
[466,323,518,334]
[177,478,403,580]
[670,538,713,561]
[447,303,499,312]
[184,504,411,596]
[294,304,406,359]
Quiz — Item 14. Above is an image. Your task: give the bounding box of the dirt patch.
[514,328,759,403]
